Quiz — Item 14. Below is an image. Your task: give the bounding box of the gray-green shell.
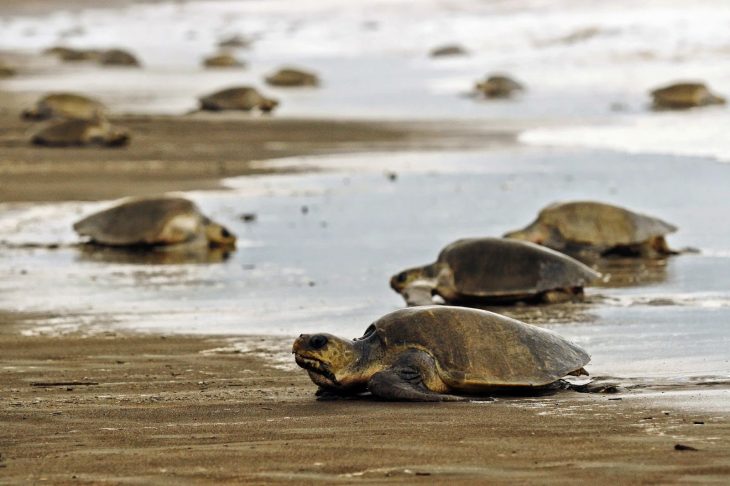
[438,238,598,297]
[368,306,590,387]
[73,197,204,246]
[530,201,676,247]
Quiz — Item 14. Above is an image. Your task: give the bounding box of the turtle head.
[105,127,131,147]
[203,220,237,248]
[292,333,362,391]
[259,98,279,113]
[504,221,550,246]
[389,263,441,293]
[21,107,43,121]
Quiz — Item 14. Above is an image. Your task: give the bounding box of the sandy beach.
[1,0,729,483]
[2,313,728,484]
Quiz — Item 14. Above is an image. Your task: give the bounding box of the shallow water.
[1,147,728,387]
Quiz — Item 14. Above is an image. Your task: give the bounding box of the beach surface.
[2,314,729,484]
[1,0,729,483]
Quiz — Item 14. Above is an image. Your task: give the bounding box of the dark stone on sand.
[674,444,698,451]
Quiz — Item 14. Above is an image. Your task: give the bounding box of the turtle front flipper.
[367,350,472,402]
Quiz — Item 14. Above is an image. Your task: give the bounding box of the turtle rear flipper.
[367,350,473,402]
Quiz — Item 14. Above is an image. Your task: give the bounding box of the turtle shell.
[370,306,590,388]
[651,82,725,109]
[73,197,204,246]
[265,68,319,87]
[537,201,677,247]
[26,93,106,121]
[31,119,128,147]
[199,87,274,111]
[437,237,598,298]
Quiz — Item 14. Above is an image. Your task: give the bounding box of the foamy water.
[2,0,730,159]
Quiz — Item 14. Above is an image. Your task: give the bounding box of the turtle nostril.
[221,228,231,238]
[309,335,328,349]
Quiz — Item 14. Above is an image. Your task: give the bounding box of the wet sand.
[1,314,728,484]
[0,91,501,202]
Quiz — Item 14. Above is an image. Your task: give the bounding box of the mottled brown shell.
[24,93,106,121]
[31,119,129,147]
[438,238,598,297]
[536,201,676,247]
[73,197,203,246]
[371,306,590,387]
[651,82,725,109]
[198,87,278,112]
[265,68,319,87]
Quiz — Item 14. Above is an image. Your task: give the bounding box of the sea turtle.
[203,53,245,68]
[198,87,279,113]
[31,118,129,147]
[43,46,101,62]
[0,64,16,77]
[429,44,468,57]
[217,35,252,49]
[474,74,524,98]
[22,93,106,121]
[99,49,141,67]
[265,68,319,87]
[504,201,678,260]
[293,306,590,401]
[651,82,725,110]
[390,238,598,306]
[73,196,236,248]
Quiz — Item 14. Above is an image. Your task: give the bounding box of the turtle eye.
[309,335,328,349]
[396,272,408,283]
[220,227,231,238]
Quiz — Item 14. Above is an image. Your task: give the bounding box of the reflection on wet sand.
[592,256,670,288]
[482,302,597,326]
[75,243,234,265]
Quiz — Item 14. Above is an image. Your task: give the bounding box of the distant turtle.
[73,196,236,248]
[651,82,725,110]
[504,201,678,259]
[217,35,252,49]
[0,64,16,77]
[22,93,106,121]
[429,44,468,57]
[198,87,279,113]
[43,46,101,62]
[474,74,524,98]
[203,53,245,68]
[265,68,319,87]
[99,49,141,67]
[293,306,590,401]
[390,238,599,306]
[31,118,129,147]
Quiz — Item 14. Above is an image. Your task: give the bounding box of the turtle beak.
[292,334,308,354]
